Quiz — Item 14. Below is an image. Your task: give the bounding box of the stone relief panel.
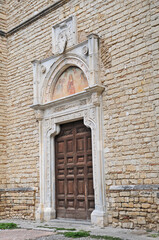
[43,98,88,118]
[52,16,77,54]
[52,66,88,100]
[84,107,97,194]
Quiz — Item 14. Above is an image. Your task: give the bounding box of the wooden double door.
[55,120,95,220]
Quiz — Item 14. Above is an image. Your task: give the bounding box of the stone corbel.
[91,92,101,107]
[85,84,105,107]
[35,109,44,122]
[84,107,96,130]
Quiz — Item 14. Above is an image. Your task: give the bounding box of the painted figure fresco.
[67,74,75,94]
[52,67,88,100]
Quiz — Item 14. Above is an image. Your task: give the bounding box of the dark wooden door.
[55,120,94,220]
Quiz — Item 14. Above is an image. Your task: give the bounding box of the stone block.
[142,203,150,209]
[137,217,146,225]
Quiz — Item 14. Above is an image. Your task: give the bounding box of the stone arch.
[42,54,90,103]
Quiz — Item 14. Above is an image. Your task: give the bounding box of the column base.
[91,210,108,227]
[36,206,56,221]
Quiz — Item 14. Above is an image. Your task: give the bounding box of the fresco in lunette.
[52,67,88,100]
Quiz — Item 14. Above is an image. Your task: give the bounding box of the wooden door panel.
[77,167,84,175]
[87,166,93,174]
[57,168,65,176]
[77,179,85,195]
[55,120,94,220]
[88,179,94,195]
[76,138,84,152]
[86,135,91,147]
[77,199,85,209]
[88,199,94,208]
[58,199,65,208]
[57,141,65,153]
[66,157,73,164]
[66,139,73,152]
[67,167,74,175]
[87,154,92,163]
[58,180,65,194]
[67,179,74,194]
[57,158,65,165]
[77,155,84,163]
[67,199,75,208]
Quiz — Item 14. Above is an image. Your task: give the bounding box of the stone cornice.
[30,84,104,111]
[30,91,90,110]
[109,184,159,191]
[0,187,36,192]
[0,0,71,37]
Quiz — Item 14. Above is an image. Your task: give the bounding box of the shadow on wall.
[100,38,112,70]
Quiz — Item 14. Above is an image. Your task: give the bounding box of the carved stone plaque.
[52,16,77,54]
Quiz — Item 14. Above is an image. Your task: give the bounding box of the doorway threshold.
[50,218,91,225]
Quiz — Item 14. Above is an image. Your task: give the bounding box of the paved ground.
[0,219,159,240]
[0,229,55,240]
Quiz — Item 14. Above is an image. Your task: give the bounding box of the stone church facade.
[0,0,159,230]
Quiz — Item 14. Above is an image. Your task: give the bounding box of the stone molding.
[110,184,159,191]
[0,187,35,192]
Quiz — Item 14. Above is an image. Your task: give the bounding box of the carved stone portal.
[31,33,107,226]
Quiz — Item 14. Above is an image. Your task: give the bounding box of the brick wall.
[0,189,35,219]
[0,0,159,229]
[0,0,7,189]
[103,0,159,186]
[0,0,7,32]
[108,186,159,230]
[6,0,57,31]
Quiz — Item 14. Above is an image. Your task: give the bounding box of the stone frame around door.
[31,34,107,227]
